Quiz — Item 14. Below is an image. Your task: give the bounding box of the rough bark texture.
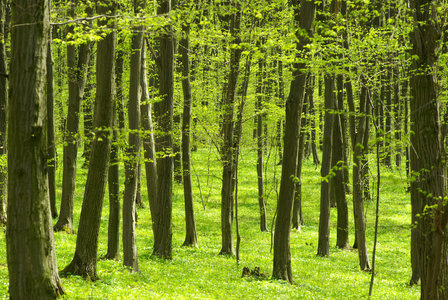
[317,74,335,257]
[7,0,65,297]
[409,1,447,298]
[180,23,198,247]
[219,2,242,256]
[123,1,145,270]
[60,1,116,280]
[0,0,8,225]
[54,2,92,233]
[153,0,174,259]
[272,0,315,284]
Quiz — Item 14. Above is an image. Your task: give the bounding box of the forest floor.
[0,147,419,299]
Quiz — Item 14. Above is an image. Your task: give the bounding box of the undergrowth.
[0,147,419,299]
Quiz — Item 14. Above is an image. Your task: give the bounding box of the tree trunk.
[317,74,335,257]
[60,1,116,280]
[256,46,268,232]
[7,0,65,297]
[82,51,95,168]
[180,22,198,247]
[352,79,371,271]
[409,1,446,298]
[123,0,145,271]
[141,43,158,236]
[152,0,174,259]
[0,0,8,225]
[219,2,242,256]
[273,0,315,284]
[54,2,92,233]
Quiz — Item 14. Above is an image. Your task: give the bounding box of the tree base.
[60,253,99,281]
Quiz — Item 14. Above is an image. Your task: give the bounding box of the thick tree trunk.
[7,0,65,297]
[54,2,92,233]
[409,2,446,298]
[152,0,174,259]
[273,0,315,284]
[0,0,8,225]
[219,2,242,256]
[60,1,116,280]
[180,23,198,247]
[123,2,145,270]
[317,74,335,257]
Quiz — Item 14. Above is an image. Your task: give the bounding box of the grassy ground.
[0,146,419,299]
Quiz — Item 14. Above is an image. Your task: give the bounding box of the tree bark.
[180,22,199,247]
[409,1,446,298]
[317,74,335,257]
[7,0,65,297]
[60,0,116,280]
[152,0,174,259]
[272,0,315,284]
[54,2,92,233]
[219,1,242,256]
[123,0,145,271]
[0,0,8,225]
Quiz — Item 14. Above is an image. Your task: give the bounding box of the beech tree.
[272,0,315,284]
[7,0,65,297]
[0,0,7,225]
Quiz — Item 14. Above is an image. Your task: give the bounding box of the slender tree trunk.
[317,74,335,257]
[82,51,95,168]
[352,79,371,271]
[0,0,8,225]
[219,2,242,256]
[308,77,320,166]
[54,2,92,233]
[141,43,158,236]
[273,0,315,284]
[180,22,198,247]
[256,47,268,232]
[153,0,174,259]
[7,0,65,297]
[123,0,145,271]
[60,1,116,280]
[105,110,120,260]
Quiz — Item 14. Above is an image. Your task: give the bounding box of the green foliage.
[0,148,419,299]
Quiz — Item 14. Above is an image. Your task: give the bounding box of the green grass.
[0,147,420,299]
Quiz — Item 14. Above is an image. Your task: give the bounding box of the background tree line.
[0,0,447,298]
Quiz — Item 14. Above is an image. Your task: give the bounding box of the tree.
[152,0,175,259]
[7,0,65,297]
[0,0,8,225]
[409,0,447,298]
[272,0,315,284]
[60,0,117,280]
[54,1,92,233]
[179,9,198,247]
[219,0,242,256]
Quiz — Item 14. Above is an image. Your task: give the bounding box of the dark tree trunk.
[308,77,320,166]
[123,0,145,271]
[317,74,335,257]
[60,1,116,280]
[0,0,8,225]
[173,113,183,183]
[152,0,174,259]
[7,0,65,297]
[352,79,371,271]
[256,47,268,232]
[82,50,95,168]
[105,111,120,260]
[180,22,198,247]
[54,2,92,233]
[273,0,315,284]
[219,2,242,256]
[275,52,284,165]
[409,1,446,298]
[47,31,58,219]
